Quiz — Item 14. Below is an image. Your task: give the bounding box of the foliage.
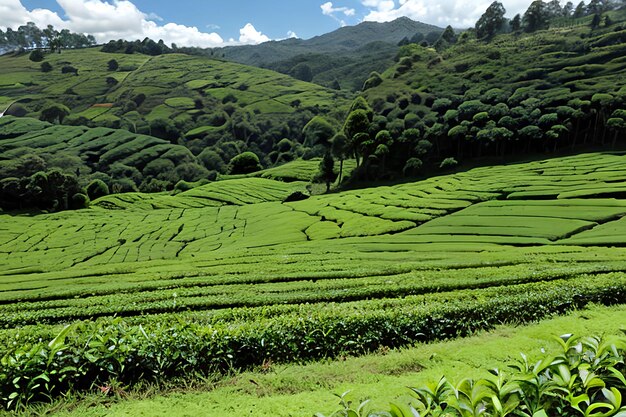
[229,152,263,174]
[319,333,626,417]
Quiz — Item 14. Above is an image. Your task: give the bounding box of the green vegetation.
[2,2,626,414]
[355,6,626,181]
[9,305,626,416]
[2,151,626,410]
[321,332,626,417]
[0,47,351,178]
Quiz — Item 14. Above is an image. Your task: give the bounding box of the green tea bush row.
[1,274,625,409]
[2,265,625,327]
[319,333,626,417]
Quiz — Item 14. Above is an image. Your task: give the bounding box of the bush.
[28,50,44,62]
[86,179,109,200]
[70,193,89,209]
[61,65,78,75]
[320,333,626,417]
[107,59,119,71]
[403,157,423,177]
[40,62,52,72]
[440,157,458,169]
[229,152,262,175]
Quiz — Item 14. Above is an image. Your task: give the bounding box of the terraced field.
[0,49,350,128]
[3,152,626,407]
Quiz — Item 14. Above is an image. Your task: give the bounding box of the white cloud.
[361,0,540,28]
[287,30,299,39]
[238,23,270,45]
[0,0,274,48]
[321,1,356,26]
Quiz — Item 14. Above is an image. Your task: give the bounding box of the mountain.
[217,17,444,90]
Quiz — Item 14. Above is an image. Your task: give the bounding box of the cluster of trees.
[0,170,89,212]
[347,87,625,182]
[475,0,625,39]
[0,23,95,53]
[101,38,173,56]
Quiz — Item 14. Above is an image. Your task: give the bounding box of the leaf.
[532,410,548,417]
[48,324,73,350]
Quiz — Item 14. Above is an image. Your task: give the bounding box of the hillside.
[348,9,626,181]
[0,116,207,202]
[2,151,626,412]
[218,17,444,90]
[0,48,352,172]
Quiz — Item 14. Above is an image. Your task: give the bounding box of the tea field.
[2,151,626,408]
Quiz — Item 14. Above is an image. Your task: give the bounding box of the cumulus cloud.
[321,1,356,26]
[287,30,298,39]
[0,0,274,47]
[238,23,270,45]
[361,0,534,28]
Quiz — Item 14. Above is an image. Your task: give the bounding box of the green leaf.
[48,324,73,350]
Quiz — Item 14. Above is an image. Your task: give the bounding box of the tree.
[229,152,262,174]
[40,103,70,124]
[545,0,563,18]
[587,0,609,14]
[303,116,335,148]
[290,63,313,82]
[343,109,371,166]
[510,14,522,31]
[317,153,337,192]
[475,1,506,39]
[331,133,349,185]
[86,179,109,200]
[591,13,602,29]
[573,1,586,18]
[563,1,574,17]
[523,0,549,32]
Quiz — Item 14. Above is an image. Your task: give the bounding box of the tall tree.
[510,14,522,31]
[523,0,549,32]
[574,1,587,17]
[563,1,575,16]
[475,1,507,39]
[545,0,564,18]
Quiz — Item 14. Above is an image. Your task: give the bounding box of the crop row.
[3,257,626,326]
[2,272,625,408]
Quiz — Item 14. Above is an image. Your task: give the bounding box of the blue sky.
[2,0,534,47]
[18,0,353,40]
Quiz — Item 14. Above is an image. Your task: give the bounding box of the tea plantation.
[1,151,626,410]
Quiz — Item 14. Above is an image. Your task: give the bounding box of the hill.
[347,9,626,181]
[0,116,207,201]
[218,17,444,90]
[0,48,352,172]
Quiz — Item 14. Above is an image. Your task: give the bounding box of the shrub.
[70,193,89,209]
[229,152,262,174]
[40,62,52,72]
[107,59,119,71]
[440,157,458,169]
[61,65,78,75]
[28,50,44,62]
[86,179,109,200]
[403,157,423,177]
[319,333,626,417]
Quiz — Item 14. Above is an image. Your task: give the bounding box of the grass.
[22,304,626,417]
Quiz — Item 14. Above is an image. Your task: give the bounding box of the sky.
[1,0,540,48]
